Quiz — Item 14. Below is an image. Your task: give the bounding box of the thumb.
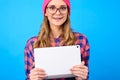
[81,61,85,65]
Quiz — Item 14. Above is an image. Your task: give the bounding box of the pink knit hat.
[42,0,70,15]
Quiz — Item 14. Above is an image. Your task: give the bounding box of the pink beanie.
[42,0,70,15]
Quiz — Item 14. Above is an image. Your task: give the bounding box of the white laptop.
[34,45,81,79]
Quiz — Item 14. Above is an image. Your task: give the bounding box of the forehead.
[47,0,67,6]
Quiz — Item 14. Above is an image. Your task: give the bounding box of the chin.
[53,22,64,27]
[52,20,65,26]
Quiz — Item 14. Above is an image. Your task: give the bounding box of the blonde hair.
[33,15,76,48]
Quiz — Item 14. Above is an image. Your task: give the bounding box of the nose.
[55,9,61,15]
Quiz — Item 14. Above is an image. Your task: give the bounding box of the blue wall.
[0,0,120,80]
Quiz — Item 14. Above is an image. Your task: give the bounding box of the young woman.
[24,0,90,80]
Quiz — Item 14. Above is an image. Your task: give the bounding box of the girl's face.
[45,0,68,27]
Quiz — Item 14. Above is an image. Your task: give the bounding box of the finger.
[71,69,88,74]
[71,67,88,75]
[79,66,88,70]
[30,74,47,79]
[71,68,88,79]
[78,74,88,79]
[30,71,46,76]
[30,72,47,80]
[30,68,39,73]
[72,71,83,77]
[71,68,88,77]
[71,67,81,71]
[31,68,45,73]
[71,65,88,70]
[30,75,42,80]
[71,66,88,70]
[72,71,88,79]
[30,68,46,78]
[81,61,85,65]
[30,76,39,80]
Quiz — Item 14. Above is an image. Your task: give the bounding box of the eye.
[60,6,67,11]
[48,5,56,10]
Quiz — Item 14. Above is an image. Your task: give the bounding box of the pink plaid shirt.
[24,32,90,80]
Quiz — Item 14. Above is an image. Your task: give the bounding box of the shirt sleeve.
[81,36,90,80]
[81,36,90,67]
[24,39,34,80]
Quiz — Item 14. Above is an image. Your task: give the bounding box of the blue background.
[0,0,120,80]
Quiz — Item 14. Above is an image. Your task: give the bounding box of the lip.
[53,17,63,20]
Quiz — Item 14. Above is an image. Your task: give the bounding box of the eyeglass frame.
[46,5,68,14]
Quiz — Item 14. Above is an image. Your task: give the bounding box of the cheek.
[45,11,50,16]
[64,15,68,21]
[47,15,52,21]
[45,12,52,21]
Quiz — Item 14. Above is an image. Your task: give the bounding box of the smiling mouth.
[53,17,63,20]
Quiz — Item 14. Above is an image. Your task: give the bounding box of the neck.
[50,25,62,38]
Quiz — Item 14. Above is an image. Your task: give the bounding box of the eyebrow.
[47,5,67,7]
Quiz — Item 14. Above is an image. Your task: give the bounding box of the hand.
[70,61,88,80]
[29,68,47,80]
